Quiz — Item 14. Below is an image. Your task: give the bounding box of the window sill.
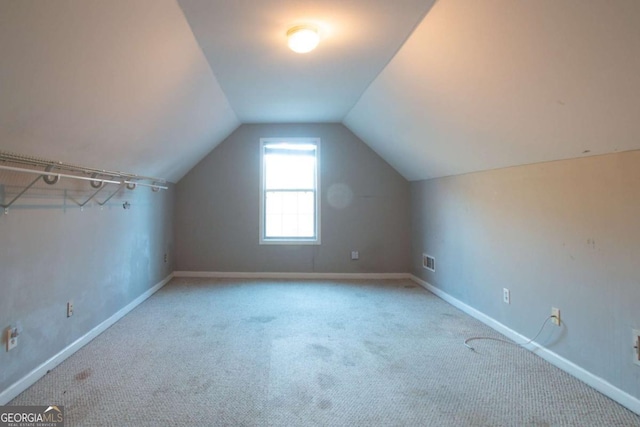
[259,238,321,245]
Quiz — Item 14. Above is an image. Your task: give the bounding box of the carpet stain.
[389,362,407,373]
[270,396,285,408]
[342,355,356,367]
[152,386,170,397]
[363,340,388,356]
[212,323,229,330]
[318,399,333,410]
[408,388,430,397]
[309,344,333,360]
[317,373,337,390]
[295,388,313,406]
[248,316,277,323]
[74,368,92,381]
[327,321,345,330]
[193,379,214,394]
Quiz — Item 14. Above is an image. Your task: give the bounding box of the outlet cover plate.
[503,288,510,304]
[551,307,561,326]
[633,329,640,366]
[6,328,17,352]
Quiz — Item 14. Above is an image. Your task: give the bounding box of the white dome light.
[287,26,320,54]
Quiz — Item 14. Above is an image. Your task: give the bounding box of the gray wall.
[0,174,174,393]
[175,123,410,273]
[411,150,640,400]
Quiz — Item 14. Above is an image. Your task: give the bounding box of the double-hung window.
[259,138,320,244]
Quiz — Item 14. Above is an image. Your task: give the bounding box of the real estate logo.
[0,405,64,427]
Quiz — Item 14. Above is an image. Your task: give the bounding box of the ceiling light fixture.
[287,25,320,53]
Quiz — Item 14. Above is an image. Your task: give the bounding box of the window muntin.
[260,138,320,244]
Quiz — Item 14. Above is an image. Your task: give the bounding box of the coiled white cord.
[464,315,558,351]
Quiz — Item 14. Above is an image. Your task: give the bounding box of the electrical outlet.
[164,253,168,263]
[551,307,561,326]
[351,251,359,260]
[633,329,640,366]
[503,288,510,304]
[67,301,74,318]
[6,326,18,352]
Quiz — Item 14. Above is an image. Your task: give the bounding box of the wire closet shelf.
[0,150,168,213]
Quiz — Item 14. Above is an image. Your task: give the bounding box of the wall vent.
[422,254,435,272]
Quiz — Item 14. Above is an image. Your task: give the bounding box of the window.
[260,138,320,244]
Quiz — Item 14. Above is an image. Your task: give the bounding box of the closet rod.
[123,181,168,191]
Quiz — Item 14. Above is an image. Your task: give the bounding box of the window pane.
[265,154,315,190]
[297,214,314,237]
[281,214,299,237]
[280,192,297,214]
[265,191,283,214]
[298,192,314,214]
[265,214,282,237]
[264,190,315,238]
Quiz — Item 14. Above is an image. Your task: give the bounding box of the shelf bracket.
[68,182,111,209]
[1,175,44,214]
[96,183,126,207]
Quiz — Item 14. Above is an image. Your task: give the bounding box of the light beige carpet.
[10,278,640,426]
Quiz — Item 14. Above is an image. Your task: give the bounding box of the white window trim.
[259,137,321,245]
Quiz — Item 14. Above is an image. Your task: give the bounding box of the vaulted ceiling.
[177,0,435,123]
[1,0,639,183]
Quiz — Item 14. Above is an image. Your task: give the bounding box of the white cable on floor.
[464,315,558,351]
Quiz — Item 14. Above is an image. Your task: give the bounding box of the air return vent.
[422,254,435,272]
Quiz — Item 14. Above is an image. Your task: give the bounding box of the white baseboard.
[410,275,640,415]
[173,271,412,280]
[0,273,174,405]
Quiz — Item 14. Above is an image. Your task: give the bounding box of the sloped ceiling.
[345,0,640,180]
[0,0,239,183]
[2,0,640,183]
[177,0,436,123]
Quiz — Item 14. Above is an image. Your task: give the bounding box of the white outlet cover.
[351,251,359,260]
[503,288,510,304]
[6,329,17,352]
[551,307,561,326]
[633,329,640,366]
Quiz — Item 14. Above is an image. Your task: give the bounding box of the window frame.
[259,137,321,245]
